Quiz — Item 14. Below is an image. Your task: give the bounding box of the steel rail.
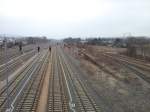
[0,51,45,111]
[0,50,36,78]
[101,53,150,84]
[13,50,49,112]
[59,48,100,112]
[47,47,69,112]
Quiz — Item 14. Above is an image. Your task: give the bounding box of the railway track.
[82,51,150,85]
[105,53,150,72]
[0,50,48,112]
[81,47,150,72]
[47,47,69,112]
[0,46,101,112]
[59,48,101,112]
[0,50,36,80]
[100,53,150,83]
[0,46,34,65]
[81,49,150,82]
[0,43,49,66]
[13,50,49,112]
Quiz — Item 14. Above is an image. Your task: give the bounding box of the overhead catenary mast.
[4,37,10,112]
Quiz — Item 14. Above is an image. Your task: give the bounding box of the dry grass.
[78,46,150,112]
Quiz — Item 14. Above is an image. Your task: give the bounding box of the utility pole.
[4,37,10,112]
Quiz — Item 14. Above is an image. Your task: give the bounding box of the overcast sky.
[0,0,150,39]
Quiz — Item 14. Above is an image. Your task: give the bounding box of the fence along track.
[13,51,49,112]
[47,47,69,112]
[0,52,44,111]
[59,50,100,112]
